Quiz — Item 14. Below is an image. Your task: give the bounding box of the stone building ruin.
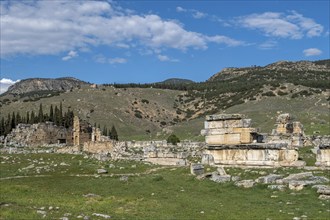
[201,114,304,167]
[4,116,103,147]
[4,122,70,147]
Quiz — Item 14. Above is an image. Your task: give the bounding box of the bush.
[167,134,180,145]
[141,99,149,104]
[277,90,288,96]
[262,91,276,96]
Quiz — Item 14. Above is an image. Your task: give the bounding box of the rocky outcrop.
[5,77,89,95]
[208,59,330,82]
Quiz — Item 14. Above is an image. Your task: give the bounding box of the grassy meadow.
[0,152,329,219]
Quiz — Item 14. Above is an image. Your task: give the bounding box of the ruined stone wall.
[83,141,114,154]
[316,146,330,167]
[201,114,257,145]
[5,123,68,147]
[205,148,299,167]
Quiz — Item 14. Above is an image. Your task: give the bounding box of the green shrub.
[262,91,275,96]
[141,99,149,104]
[167,134,180,145]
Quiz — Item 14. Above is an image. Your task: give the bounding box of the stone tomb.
[316,145,330,167]
[201,114,260,145]
[201,114,301,167]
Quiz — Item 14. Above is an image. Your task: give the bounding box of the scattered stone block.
[97,169,108,174]
[210,172,231,183]
[217,166,227,176]
[235,180,255,188]
[268,185,286,191]
[190,164,204,176]
[256,174,283,184]
[92,213,111,219]
[289,182,305,191]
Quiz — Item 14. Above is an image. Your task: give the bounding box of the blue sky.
[0,0,329,92]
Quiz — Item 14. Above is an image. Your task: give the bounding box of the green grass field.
[1,153,329,219]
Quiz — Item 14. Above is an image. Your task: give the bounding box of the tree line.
[0,102,74,136]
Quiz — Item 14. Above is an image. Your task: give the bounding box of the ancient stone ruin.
[268,113,304,147]
[4,122,70,147]
[4,116,103,148]
[201,114,303,167]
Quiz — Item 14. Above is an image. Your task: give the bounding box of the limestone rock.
[268,185,286,191]
[190,164,204,175]
[278,172,313,184]
[289,182,305,191]
[217,166,227,176]
[210,172,231,183]
[92,213,111,219]
[235,180,255,188]
[256,174,283,184]
[97,169,108,174]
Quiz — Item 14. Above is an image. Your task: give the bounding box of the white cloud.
[237,11,324,39]
[62,50,78,61]
[303,48,322,57]
[157,54,179,62]
[205,36,244,47]
[176,6,206,19]
[0,78,20,94]
[0,1,243,58]
[108,57,127,64]
[258,40,278,49]
[94,54,127,64]
[176,6,186,12]
[192,11,206,19]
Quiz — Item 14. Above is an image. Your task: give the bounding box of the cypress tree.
[0,117,4,136]
[59,102,63,126]
[11,112,16,129]
[31,111,35,124]
[49,105,54,122]
[26,111,30,124]
[110,125,118,141]
[54,106,59,125]
[38,103,44,122]
[16,112,21,125]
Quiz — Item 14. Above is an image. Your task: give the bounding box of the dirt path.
[0,166,172,180]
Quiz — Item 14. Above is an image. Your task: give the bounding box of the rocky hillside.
[158,78,195,85]
[4,77,89,95]
[208,60,330,82]
[0,59,329,140]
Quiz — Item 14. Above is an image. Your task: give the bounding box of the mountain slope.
[4,77,89,95]
[0,59,329,140]
[158,78,195,85]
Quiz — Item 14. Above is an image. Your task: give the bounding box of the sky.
[0,0,329,93]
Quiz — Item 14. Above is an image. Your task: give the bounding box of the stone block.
[190,164,204,175]
[316,149,330,167]
[210,173,231,183]
[206,114,245,121]
[205,133,241,145]
[201,154,214,165]
[235,180,255,188]
[204,120,243,129]
[97,169,108,174]
[256,174,283,184]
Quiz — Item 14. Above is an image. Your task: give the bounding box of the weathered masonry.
[201,114,303,167]
[4,116,102,147]
[4,122,70,147]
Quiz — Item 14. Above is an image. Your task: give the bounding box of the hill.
[3,77,89,95]
[0,59,329,140]
[158,78,195,85]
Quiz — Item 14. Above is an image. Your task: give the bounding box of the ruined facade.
[201,114,303,167]
[316,145,330,167]
[4,116,102,147]
[5,122,70,147]
[269,113,304,147]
